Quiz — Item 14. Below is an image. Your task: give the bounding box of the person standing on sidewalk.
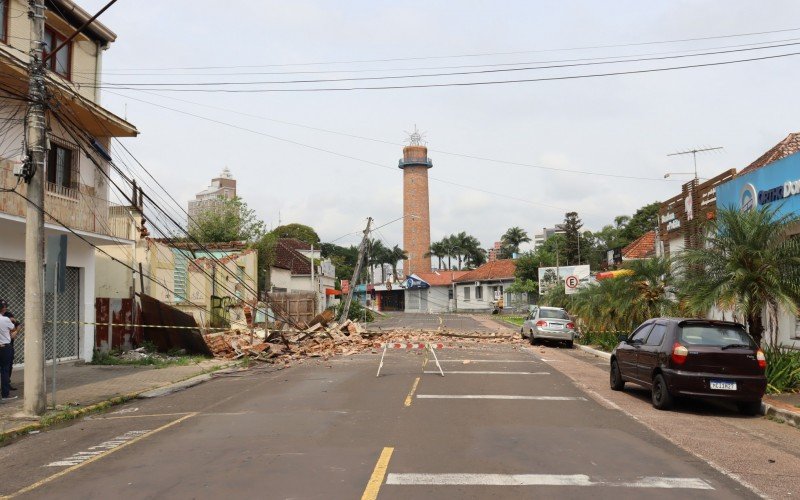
[0,298,20,402]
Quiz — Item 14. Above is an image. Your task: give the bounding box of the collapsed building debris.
[202,312,522,365]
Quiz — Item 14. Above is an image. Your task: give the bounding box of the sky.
[79,0,800,252]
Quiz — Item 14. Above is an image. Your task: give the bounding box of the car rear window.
[539,309,569,320]
[678,324,755,347]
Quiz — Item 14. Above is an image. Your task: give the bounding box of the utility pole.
[339,217,372,323]
[23,0,48,416]
[310,244,316,313]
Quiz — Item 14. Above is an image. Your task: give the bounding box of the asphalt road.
[0,318,760,499]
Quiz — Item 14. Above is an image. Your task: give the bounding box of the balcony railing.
[0,162,130,240]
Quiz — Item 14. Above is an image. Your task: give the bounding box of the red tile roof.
[274,239,312,274]
[740,132,800,175]
[622,230,656,260]
[277,238,312,251]
[454,260,516,282]
[414,271,468,287]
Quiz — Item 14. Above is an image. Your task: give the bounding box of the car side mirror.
[617,334,628,343]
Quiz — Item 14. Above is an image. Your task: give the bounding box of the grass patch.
[91,349,209,369]
[578,331,623,353]
[502,316,525,327]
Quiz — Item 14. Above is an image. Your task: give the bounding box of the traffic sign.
[565,275,579,288]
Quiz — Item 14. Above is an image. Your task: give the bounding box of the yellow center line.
[404,377,421,407]
[5,412,198,499]
[361,446,394,500]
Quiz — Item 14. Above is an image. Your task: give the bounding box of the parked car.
[610,318,767,414]
[521,306,576,348]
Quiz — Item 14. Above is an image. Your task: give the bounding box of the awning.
[325,289,342,296]
[596,269,635,280]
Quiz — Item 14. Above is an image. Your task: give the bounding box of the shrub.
[764,346,800,394]
[579,331,623,353]
[332,300,374,323]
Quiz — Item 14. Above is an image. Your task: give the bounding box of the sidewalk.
[1,359,232,437]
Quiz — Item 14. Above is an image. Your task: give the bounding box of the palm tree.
[676,206,800,345]
[500,226,531,257]
[426,241,446,270]
[570,257,677,332]
[387,245,409,280]
[368,239,388,283]
[440,235,456,270]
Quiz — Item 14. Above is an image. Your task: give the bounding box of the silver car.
[521,306,576,347]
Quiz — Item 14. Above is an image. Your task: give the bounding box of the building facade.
[403,271,466,313]
[715,142,800,348]
[269,238,336,312]
[0,0,137,364]
[453,260,517,312]
[187,167,236,227]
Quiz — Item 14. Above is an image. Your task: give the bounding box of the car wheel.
[651,374,674,410]
[520,327,525,338]
[737,400,762,416]
[566,340,574,348]
[610,360,625,391]
[530,334,538,346]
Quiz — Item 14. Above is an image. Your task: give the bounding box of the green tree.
[320,243,358,286]
[499,226,531,258]
[387,245,409,279]
[619,202,660,244]
[676,206,800,345]
[368,239,389,283]
[271,223,320,245]
[190,196,265,243]
[426,241,447,270]
[562,212,583,265]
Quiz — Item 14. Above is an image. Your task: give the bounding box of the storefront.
[716,150,800,347]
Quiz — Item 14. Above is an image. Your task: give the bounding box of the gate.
[0,260,80,364]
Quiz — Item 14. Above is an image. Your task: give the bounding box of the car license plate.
[548,323,563,329]
[710,380,737,391]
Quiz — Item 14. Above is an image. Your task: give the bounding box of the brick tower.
[399,130,432,276]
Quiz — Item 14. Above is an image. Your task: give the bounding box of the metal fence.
[0,260,80,364]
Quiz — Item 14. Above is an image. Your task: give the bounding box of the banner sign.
[538,265,590,295]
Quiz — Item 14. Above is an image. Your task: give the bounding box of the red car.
[610,318,767,414]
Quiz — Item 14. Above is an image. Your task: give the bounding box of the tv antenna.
[666,146,723,180]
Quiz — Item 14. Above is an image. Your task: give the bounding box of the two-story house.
[0,0,137,364]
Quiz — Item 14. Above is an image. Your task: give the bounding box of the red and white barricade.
[375,342,445,377]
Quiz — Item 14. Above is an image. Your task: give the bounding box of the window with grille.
[463,287,470,302]
[475,286,483,301]
[46,140,77,197]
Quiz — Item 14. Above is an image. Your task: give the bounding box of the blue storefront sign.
[716,151,800,217]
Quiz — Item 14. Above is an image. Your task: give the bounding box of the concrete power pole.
[338,217,372,323]
[23,0,48,416]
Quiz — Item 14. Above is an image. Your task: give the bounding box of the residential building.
[96,238,258,328]
[715,133,800,348]
[487,241,502,262]
[403,270,467,313]
[533,227,559,250]
[269,238,336,312]
[621,230,656,261]
[187,167,236,227]
[0,0,137,364]
[453,260,517,311]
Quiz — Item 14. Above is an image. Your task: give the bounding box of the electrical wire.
[95,50,800,93]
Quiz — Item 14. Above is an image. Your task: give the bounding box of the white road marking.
[438,360,538,363]
[45,430,151,467]
[386,473,713,489]
[416,395,587,401]
[423,371,550,375]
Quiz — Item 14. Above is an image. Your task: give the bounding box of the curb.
[576,344,612,360]
[761,399,800,428]
[137,372,215,398]
[0,363,237,444]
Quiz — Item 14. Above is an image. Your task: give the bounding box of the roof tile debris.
[740,132,800,175]
[454,259,516,283]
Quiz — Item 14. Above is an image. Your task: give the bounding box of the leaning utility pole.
[339,217,372,323]
[23,0,48,415]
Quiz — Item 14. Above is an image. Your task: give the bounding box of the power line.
[97,40,800,87]
[95,50,800,93]
[100,25,800,71]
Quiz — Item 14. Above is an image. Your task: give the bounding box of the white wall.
[455,281,514,311]
[405,286,451,313]
[269,267,292,291]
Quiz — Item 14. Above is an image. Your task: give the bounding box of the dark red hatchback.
[610,318,767,414]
